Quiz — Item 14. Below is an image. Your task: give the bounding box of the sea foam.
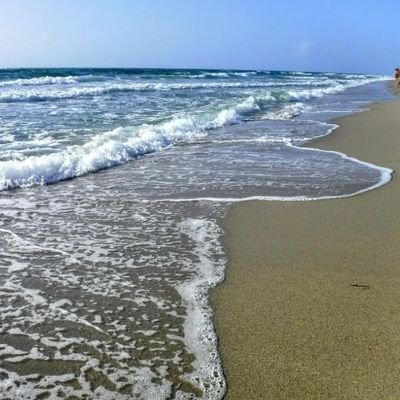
[0,68,395,400]
[0,75,388,103]
[0,118,203,190]
[0,74,390,191]
[0,95,265,190]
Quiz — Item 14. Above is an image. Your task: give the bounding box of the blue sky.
[0,0,397,74]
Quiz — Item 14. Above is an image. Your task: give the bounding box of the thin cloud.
[39,33,49,46]
[294,41,314,57]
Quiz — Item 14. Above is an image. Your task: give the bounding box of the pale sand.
[212,97,400,399]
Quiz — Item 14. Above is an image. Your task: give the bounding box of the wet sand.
[212,96,400,399]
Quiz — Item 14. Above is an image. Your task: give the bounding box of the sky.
[0,0,397,74]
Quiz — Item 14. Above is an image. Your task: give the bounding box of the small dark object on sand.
[351,283,370,289]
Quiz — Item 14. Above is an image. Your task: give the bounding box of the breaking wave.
[0,76,388,103]
[0,95,260,190]
[0,75,101,87]
[0,71,391,190]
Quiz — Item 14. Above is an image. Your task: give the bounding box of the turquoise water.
[0,68,392,191]
[0,69,394,399]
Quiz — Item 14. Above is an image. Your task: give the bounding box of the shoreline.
[212,94,400,399]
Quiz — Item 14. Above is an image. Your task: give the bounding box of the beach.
[0,69,393,399]
[212,95,400,399]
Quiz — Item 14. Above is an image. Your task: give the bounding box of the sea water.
[0,68,394,399]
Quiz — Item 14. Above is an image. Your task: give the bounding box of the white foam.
[0,81,272,102]
[176,219,226,400]
[275,75,390,103]
[8,262,29,273]
[150,104,395,204]
[7,346,49,363]
[0,94,265,190]
[0,75,390,192]
[0,75,389,103]
[0,75,78,87]
[263,102,307,120]
[0,117,202,190]
[213,96,260,126]
[1,74,388,192]
[0,228,80,264]
[154,146,393,203]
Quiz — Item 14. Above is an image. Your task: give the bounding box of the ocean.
[0,68,394,399]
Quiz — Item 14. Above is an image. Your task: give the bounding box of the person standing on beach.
[395,68,400,89]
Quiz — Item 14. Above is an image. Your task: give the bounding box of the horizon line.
[0,66,386,76]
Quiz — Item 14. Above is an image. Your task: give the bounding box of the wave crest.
[0,76,388,103]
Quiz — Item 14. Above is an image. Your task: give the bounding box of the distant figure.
[395,68,400,89]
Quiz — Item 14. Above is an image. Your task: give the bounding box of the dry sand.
[212,97,400,399]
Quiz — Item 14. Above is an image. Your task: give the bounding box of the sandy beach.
[213,94,400,399]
